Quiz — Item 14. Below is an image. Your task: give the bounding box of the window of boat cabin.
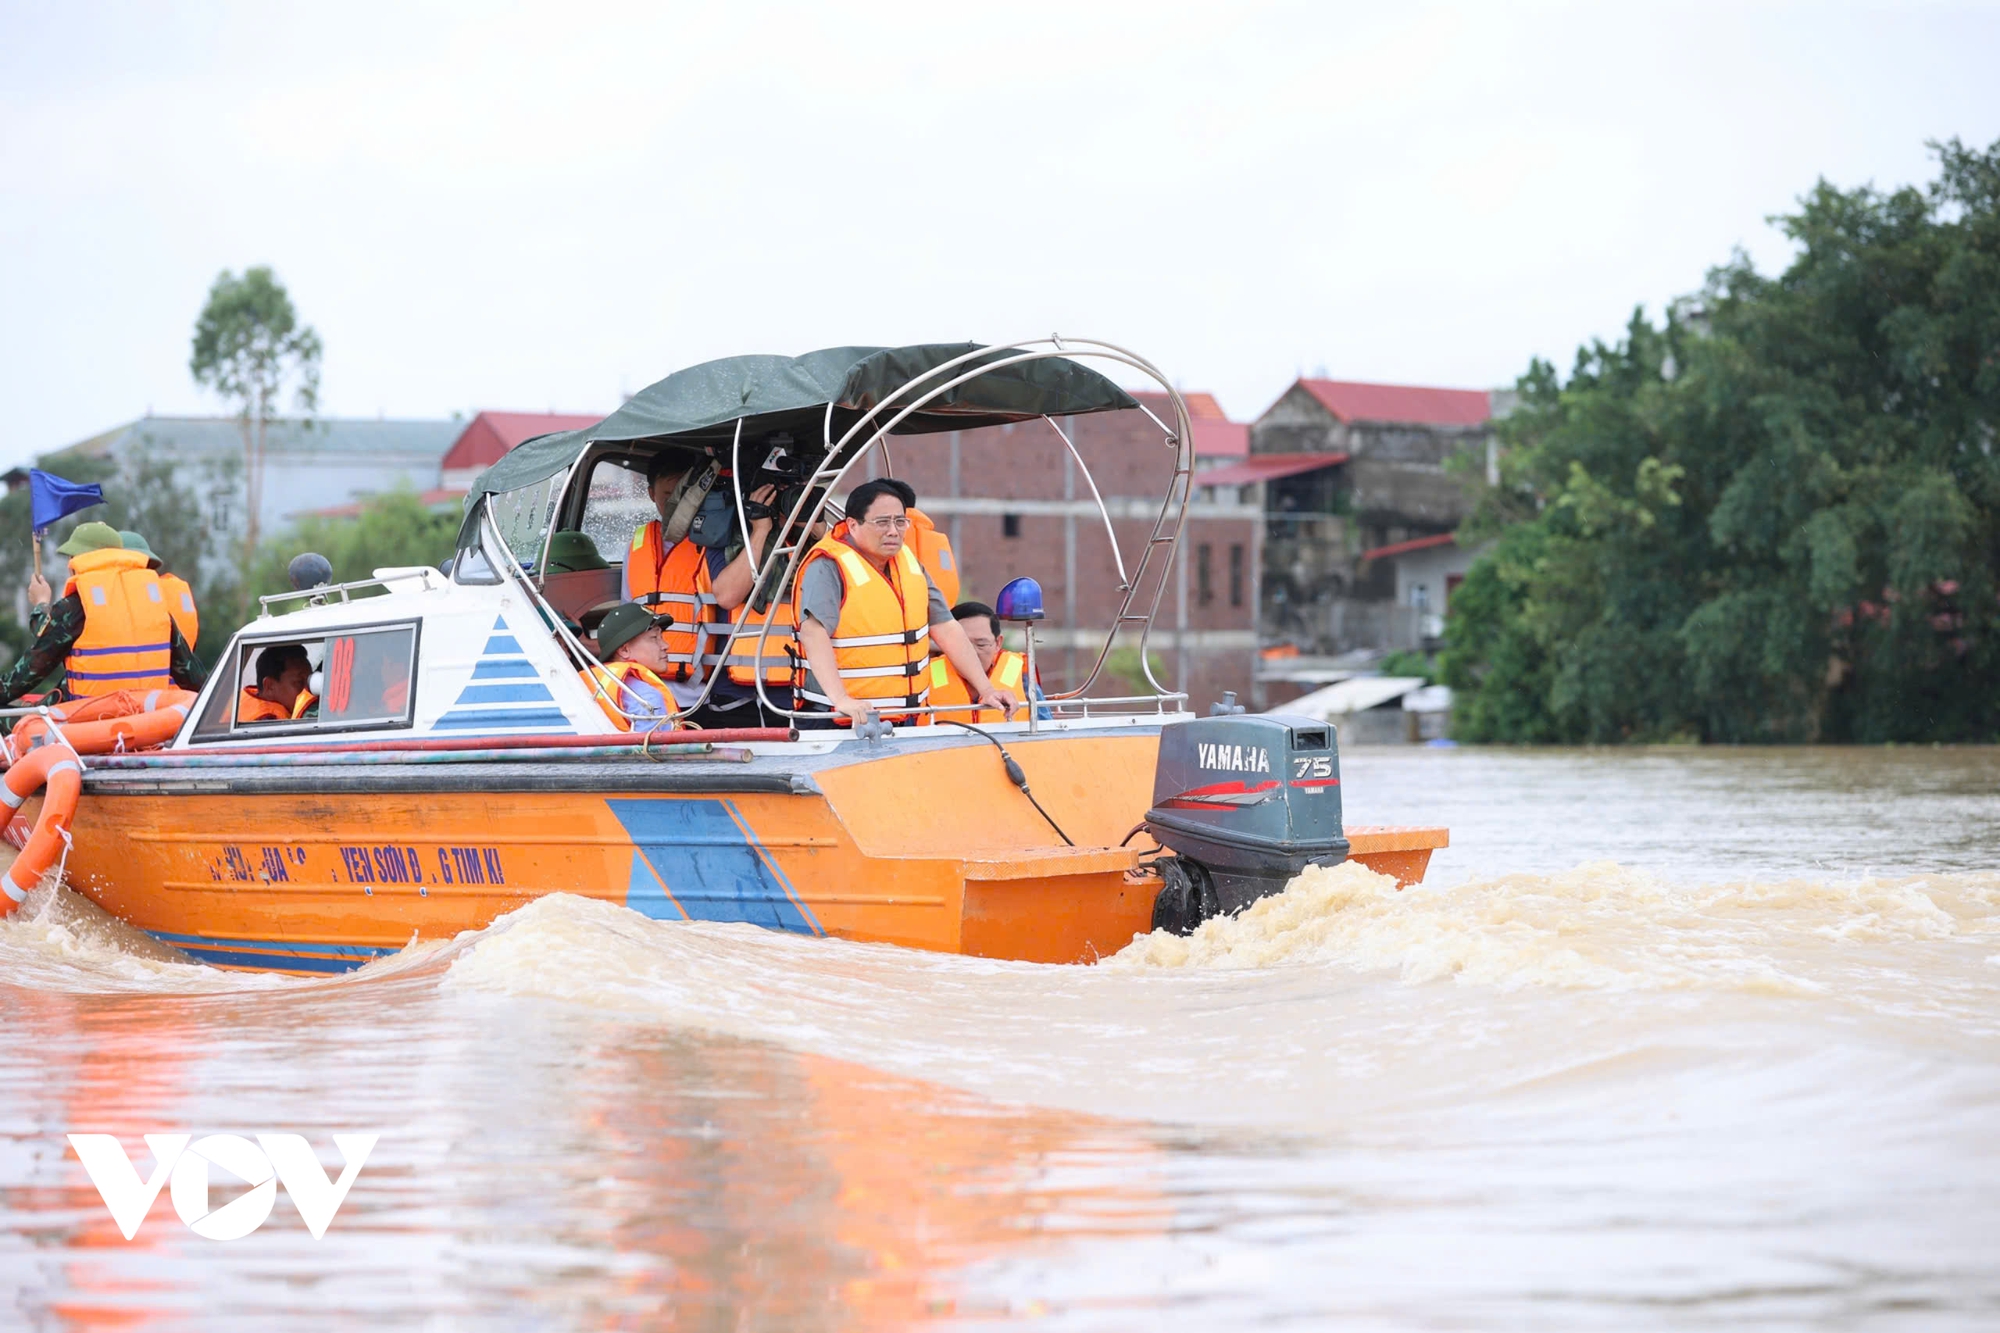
[576,455,653,579]
[189,623,421,741]
[486,473,565,574]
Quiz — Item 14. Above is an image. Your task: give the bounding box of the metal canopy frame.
[469,336,1196,731]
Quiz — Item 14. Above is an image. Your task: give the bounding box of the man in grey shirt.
[795,478,1016,726]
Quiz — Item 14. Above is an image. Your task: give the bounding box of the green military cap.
[544,530,608,573]
[118,530,164,569]
[596,601,673,658]
[56,521,123,557]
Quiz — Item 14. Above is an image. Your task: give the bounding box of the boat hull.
[40,729,1446,974]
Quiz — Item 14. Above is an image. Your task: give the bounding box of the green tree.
[1444,137,2000,743]
[230,489,460,623]
[1101,646,1168,696]
[189,266,322,554]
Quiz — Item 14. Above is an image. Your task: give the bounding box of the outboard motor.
[1143,713,1346,934]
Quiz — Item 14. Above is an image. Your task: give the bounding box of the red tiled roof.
[1297,380,1491,428]
[442,410,604,473]
[1126,390,1246,456]
[1195,452,1349,488]
[1191,419,1249,458]
[1362,532,1456,561]
[1131,390,1229,421]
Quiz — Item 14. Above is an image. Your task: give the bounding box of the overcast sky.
[2,1,1996,467]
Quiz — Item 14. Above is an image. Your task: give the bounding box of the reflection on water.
[3,746,1998,1329]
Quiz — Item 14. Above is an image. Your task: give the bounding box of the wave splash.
[1109,859,2000,999]
[9,851,1997,1027]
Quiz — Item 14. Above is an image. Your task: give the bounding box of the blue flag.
[28,469,105,537]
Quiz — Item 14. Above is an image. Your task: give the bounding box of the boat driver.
[793,479,1016,728]
[579,601,678,732]
[237,644,316,723]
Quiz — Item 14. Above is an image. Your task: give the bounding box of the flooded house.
[1194,378,1507,707]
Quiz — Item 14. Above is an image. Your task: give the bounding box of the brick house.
[865,391,1259,712]
[1210,379,1498,671]
[439,411,603,493]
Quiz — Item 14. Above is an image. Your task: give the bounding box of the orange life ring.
[9,688,197,756]
[0,742,83,913]
[2,689,193,852]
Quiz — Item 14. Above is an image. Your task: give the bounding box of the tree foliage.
[1444,138,2000,743]
[189,266,322,553]
[227,489,461,622]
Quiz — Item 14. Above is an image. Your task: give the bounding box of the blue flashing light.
[994,576,1046,623]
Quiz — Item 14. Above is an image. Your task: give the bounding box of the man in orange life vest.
[237,644,317,723]
[928,601,1031,723]
[120,530,199,649]
[0,522,204,707]
[624,452,788,725]
[578,601,678,731]
[793,478,1016,727]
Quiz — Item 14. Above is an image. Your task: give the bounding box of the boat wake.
[7,854,1997,1128]
[426,861,1999,1126]
[1109,859,2000,1008]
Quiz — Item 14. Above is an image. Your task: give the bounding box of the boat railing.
[258,568,442,616]
[0,702,86,768]
[478,494,1192,735]
[732,336,1194,724]
[473,335,1202,735]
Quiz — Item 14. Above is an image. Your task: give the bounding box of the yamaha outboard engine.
[1144,713,1346,933]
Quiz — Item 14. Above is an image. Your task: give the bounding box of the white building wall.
[1389,543,1482,641]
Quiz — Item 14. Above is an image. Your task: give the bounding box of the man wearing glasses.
[793,478,1015,728]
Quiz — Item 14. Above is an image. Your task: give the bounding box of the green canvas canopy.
[473,343,1139,496]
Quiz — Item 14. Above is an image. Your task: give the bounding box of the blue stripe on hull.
[470,659,540,680]
[152,942,371,974]
[431,708,573,729]
[144,929,395,958]
[144,930,394,975]
[608,798,820,934]
[453,683,557,705]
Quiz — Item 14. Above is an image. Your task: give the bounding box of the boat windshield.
[487,473,564,573]
[576,456,652,575]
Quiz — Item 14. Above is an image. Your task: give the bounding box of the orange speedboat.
[13,340,1445,974]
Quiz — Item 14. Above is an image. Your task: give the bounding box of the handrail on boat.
[737,336,1196,721]
[258,568,442,616]
[479,335,1199,732]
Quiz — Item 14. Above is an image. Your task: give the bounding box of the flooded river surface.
[3,745,1997,1329]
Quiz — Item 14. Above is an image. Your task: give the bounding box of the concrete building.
[867,391,1260,712]
[49,411,605,568]
[1359,531,1480,646]
[54,415,463,582]
[1198,379,1497,697]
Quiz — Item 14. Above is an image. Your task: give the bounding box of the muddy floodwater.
[3,745,1997,1329]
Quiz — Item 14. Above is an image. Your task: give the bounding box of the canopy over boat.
[473,343,1139,496]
